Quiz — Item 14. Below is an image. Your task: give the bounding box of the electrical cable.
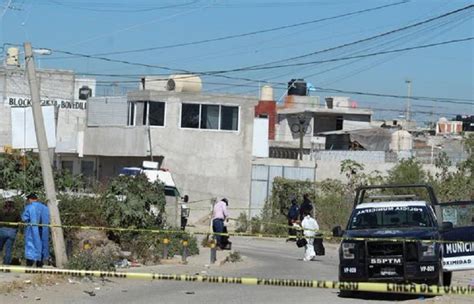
[90,1,408,56]
[230,4,474,70]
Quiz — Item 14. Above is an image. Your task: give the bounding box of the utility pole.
[405,79,412,122]
[24,42,67,268]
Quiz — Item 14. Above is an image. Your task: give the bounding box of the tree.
[387,157,426,185]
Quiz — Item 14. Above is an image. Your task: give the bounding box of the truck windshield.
[349,206,435,229]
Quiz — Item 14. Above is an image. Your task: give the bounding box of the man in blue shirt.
[22,193,50,267]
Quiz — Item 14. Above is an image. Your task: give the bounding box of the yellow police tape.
[0,266,472,296]
[0,220,468,244]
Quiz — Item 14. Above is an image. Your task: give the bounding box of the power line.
[48,35,474,103]
[209,37,474,73]
[90,1,408,56]
[44,0,200,13]
[234,3,474,70]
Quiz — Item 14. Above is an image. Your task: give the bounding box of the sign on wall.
[11,106,56,149]
[6,96,87,110]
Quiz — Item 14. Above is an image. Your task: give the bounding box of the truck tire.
[443,272,452,287]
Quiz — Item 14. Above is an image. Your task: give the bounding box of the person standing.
[299,193,314,221]
[287,196,299,241]
[301,209,319,262]
[22,194,50,267]
[0,200,21,265]
[212,198,229,249]
[180,195,190,231]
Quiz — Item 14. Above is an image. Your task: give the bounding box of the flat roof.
[356,201,428,209]
[278,107,373,116]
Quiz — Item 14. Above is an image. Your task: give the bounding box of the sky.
[1,0,473,123]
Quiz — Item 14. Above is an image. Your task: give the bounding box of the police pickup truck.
[333,184,474,286]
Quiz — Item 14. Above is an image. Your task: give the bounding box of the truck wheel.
[443,272,452,287]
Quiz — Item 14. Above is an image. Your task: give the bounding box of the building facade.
[66,89,258,216]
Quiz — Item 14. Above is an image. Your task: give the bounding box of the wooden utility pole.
[24,42,67,268]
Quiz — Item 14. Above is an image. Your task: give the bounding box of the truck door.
[440,201,474,271]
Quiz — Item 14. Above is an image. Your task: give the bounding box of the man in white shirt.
[301,209,319,261]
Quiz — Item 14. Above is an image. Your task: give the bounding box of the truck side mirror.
[332,226,344,237]
[441,221,453,232]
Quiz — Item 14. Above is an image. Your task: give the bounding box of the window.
[129,101,166,127]
[200,105,219,129]
[336,116,343,130]
[81,161,95,177]
[148,101,165,126]
[349,206,434,229]
[128,102,135,126]
[61,161,73,173]
[181,103,239,131]
[221,105,239,131]
[181,103,200,128]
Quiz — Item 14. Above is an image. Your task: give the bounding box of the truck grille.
[368,242,403,256]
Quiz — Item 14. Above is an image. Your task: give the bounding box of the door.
[440,201,474,271]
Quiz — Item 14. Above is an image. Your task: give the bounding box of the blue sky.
[1,0,473,122]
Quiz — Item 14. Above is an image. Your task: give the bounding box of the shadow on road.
[338,291,435,301]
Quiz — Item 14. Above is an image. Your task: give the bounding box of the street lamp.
[405,79,412,122]
[298,114,306,161]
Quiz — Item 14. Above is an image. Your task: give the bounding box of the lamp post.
[298,114,306,161]
[405,79,412,122]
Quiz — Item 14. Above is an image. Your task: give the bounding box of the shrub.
[235,212,248,233]
[250,216,262,234]
[66,250,116,271]
[102,174,166,230]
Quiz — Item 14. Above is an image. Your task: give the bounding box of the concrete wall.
[135,91,256,213]
[83,126,149,156]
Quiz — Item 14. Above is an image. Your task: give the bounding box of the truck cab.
[334,184,474,286]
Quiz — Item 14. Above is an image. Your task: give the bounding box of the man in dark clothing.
[287,196,299,241]
[0,200,21,265]
[299,193,314,221]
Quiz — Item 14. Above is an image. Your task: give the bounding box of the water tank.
[390,130,413,151]
[260,85,274,101]
[78,86,92,100]
[6,47,20,66]
[166,74,202,92]
[287,79,307,96]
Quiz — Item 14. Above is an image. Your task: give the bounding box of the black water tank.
[287,79,307,96]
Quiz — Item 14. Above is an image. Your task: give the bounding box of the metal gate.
[249,164,315,217]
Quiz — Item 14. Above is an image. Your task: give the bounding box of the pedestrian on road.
[299,193,314,221]
[212,198,229,249]
[301,209,319,262]
[22,193,50,267]
[0,200,21,265]
[287,195,299,241]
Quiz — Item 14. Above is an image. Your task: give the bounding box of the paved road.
[1,237,473,304]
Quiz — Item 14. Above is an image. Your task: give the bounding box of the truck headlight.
[342,243,355,259]
[422,243,436,257]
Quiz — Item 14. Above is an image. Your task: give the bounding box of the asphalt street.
[1,237,473,304]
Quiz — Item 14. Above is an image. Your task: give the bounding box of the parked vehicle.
[333,184,474,287]
[120,161,180,200]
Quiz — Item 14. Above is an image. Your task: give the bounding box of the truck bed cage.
[353,184,439,208]
[367,194,418,202]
